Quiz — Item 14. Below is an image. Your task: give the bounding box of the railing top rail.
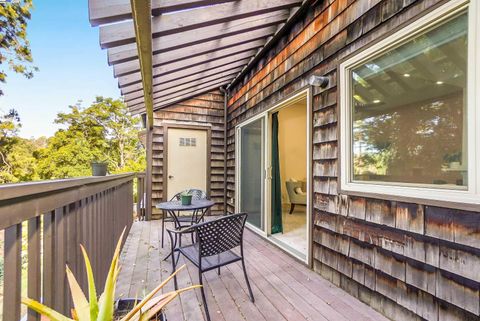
[0,173,136,202]
[0,173,140,230]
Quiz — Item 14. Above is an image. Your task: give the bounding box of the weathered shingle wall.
[226,1,480,320]
[151,90,225,219]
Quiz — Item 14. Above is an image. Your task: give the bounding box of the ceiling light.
[403,73,410,77]
[373,99,381,104]
[436,81,444,85]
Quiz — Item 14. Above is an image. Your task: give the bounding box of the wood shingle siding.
[226,0,480,320]
[151,90,225,219]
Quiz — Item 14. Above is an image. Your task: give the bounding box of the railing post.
[28,216,42,321]
[54,207,67,313]
[4,223,22,321]
[146,128,153,220]
[43,211,55,308]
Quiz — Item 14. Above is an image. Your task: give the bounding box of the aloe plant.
[22,228,200,321]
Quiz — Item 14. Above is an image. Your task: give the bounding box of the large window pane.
[351,12,468,188]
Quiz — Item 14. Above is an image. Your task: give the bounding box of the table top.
[155,199,215,211]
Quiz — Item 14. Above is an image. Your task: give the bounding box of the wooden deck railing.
[0,173,139,321]
[136,172,146,220]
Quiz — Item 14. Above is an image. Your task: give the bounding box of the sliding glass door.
[238,117,265,230]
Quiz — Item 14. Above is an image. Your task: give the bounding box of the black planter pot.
[91,162,108,176]
[115,298,167,321]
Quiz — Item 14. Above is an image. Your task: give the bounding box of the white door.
[166,128,208,200]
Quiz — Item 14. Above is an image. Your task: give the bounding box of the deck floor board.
[116,220,389,321]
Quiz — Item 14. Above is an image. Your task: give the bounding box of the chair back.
[170,189,208,201]
[170,190,187,201]
[286,181,302,200]
[196,213,247,257]
[188,189,208,200]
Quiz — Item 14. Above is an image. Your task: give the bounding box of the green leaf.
[97,228,126,321]
[119,265,196,321]
[80,245,99,321]
[21,297,74,321]
[66,265,90,321]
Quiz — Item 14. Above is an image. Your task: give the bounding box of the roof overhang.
[89,0,309,116]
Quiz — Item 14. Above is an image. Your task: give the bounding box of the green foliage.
[0,97,145,183]
[0,109,39,183]
[36,97,145,179]
[36,130,98,179]
[0,0,38,96]
[22,230,200,321]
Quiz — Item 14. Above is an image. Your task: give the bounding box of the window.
[339,0,480,205]
[179,137,196,147]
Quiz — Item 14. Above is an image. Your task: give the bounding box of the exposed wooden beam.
[228,2,312,89]
[124,68,242,101]
[107,11,287,64]
[127,77,232,108]
[121,62,245,95]
[114,38,266,77]
[100,0,302,48]
[129,82,231,115]
[89,0,236,26]
[129,0,153,129]
[118,52,253,88]
[127,74,235,106]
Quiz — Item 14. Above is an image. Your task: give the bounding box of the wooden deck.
[116,220,390,321]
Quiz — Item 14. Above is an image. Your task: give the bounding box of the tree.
[0,0,37,95]
[37,97,145,179]
[36,129,98,178]
[0,109,38,183]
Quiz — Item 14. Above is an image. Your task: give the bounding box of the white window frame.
[339,0,480,207]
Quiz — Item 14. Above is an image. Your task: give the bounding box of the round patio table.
[156,199,214,260]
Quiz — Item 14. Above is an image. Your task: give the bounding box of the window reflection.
[351,12,468,188]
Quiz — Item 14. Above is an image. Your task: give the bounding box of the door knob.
[168,175,174,179]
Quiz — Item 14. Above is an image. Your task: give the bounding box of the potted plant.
[22,228,200,321]
[180,191,192,205]
[91,160,108,176]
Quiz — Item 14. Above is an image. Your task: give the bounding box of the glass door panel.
[239,118,265,230]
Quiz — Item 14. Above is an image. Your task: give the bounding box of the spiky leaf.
[21,297,74,321]
[80,245,99,321]
[97,228,126,321]
[66,266,90,321]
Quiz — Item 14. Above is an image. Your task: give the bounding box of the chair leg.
[241,258,255,303]
[198,272,211,321]
[171,250,179,290]
[217,267,221,275]
[289,203,295,214]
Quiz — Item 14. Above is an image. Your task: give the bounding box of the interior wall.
[277,101,307,203]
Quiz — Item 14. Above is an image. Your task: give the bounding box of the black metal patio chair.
[166,213,254,321]
[161,189,208,247]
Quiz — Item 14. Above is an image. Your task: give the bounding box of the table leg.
[161,210,165,248]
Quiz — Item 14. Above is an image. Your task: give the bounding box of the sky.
[0,0,120,139]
